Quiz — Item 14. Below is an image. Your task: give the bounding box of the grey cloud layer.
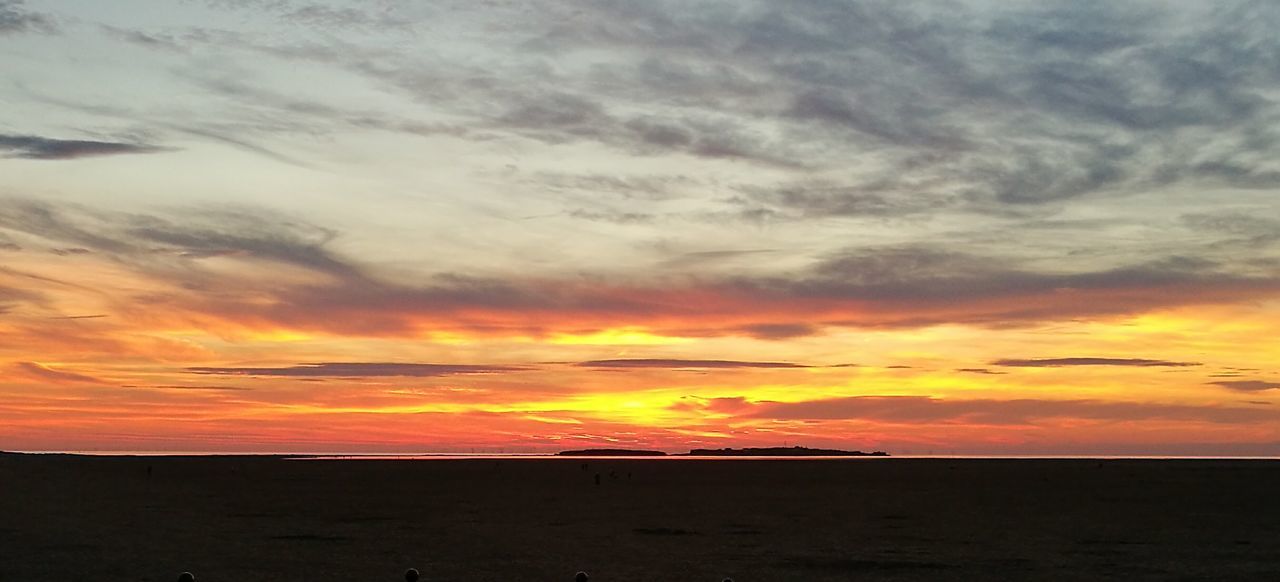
[94,1,1280,221]
[2,199,1278,333]
[0,0,54,34]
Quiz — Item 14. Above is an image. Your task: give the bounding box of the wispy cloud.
[743,395,1276,425]
[187,362,524,377]
[0,134,170,160]
[1210,380,1280,392]
[576,359,806,370]
[992,358,1202,368]
[12,361,107,385]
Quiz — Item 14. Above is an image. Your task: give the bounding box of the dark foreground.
[1,456,1278,581]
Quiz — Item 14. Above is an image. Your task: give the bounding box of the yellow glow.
[548,327,693,345]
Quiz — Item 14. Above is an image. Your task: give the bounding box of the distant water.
[289,454,1280,461]
[22,451,1280,460]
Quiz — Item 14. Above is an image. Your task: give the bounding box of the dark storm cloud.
[992,358,1201,368]
[0,134,170,160]
[187,362,523,377]
[576,359,806,370]
[0,0,54,34]
[1209,380,1280,392]
[743,395,1277,425]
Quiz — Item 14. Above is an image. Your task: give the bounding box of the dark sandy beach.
[1,455,1278,581]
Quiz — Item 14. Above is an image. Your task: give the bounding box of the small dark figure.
[147,465,153,478]
[594,473,601,486]
[405,568,420,582]
[176,573,195,582]
[575,572,589,582]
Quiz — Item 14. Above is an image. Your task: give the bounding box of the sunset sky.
[2,0,1279,455]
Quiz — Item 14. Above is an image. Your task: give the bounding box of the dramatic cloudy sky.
[2,0,1279,454]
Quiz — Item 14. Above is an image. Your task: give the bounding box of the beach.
[1,455,1278,581]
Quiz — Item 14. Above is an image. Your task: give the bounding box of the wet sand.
[1,455,1278,581]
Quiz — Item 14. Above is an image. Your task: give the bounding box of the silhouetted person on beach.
[594,473,601,486]
[176,573,194,582]
[574,571,589,582]
[405,568,420,582]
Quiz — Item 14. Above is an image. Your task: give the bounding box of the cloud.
[734,323,821,340]
[0,134,170,159]
[0,0,55,35]
[122,384,253,391]
[1210,380,1280,392]
[992,358,1202,368]
[0,199,356,279]
[187,362,524,377]
[744,395,1277,425]
[568,209,655,225]
[957,368,1006,375]
[12,361,107,385]
[6,200,1280,339]
[576,359,806,370]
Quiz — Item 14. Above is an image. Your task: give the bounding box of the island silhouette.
[557,446,888,457]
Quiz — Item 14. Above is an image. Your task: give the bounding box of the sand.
[1,455,1278,581]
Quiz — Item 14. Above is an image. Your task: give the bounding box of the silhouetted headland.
[556,448,668,456]
[553,446,888,457]
[683,446,889,457]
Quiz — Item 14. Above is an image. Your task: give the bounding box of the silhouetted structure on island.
[557,449,667,456]
[555,446,889,456]
[685,446,889,457]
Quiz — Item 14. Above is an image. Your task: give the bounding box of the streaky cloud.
[1210,380,1280,392]
[12,361,107,384]
[744,395,1276,425]
[0,134,169,159]
[187,362,525,377]
[576,358,807,369]
[992,357,1202,368]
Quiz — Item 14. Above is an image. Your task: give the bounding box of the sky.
[1,0,1279,455]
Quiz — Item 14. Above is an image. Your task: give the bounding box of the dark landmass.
[556,448,668,456]
[3,455,1279,581]
[683,446,889,457]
